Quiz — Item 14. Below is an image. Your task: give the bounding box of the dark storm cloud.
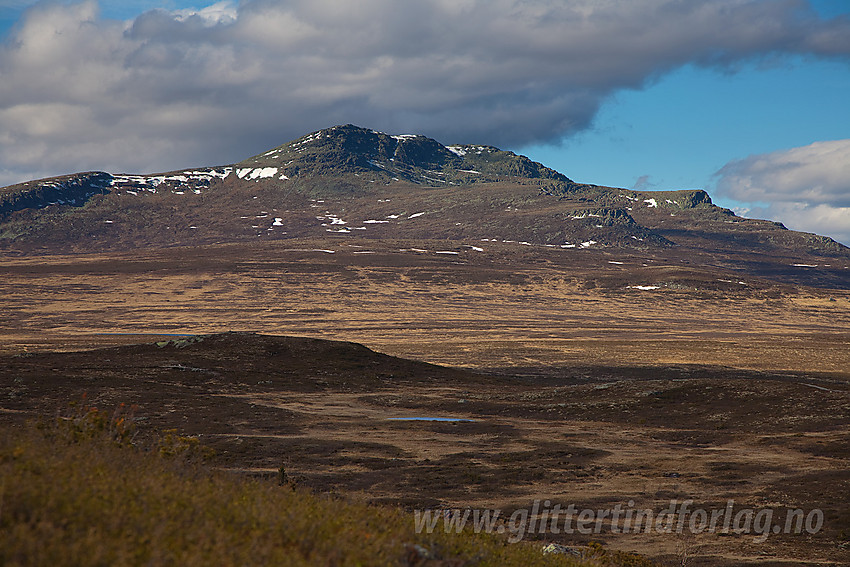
[1,0,849,185]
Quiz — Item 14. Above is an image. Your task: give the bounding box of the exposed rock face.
[239,124,573,184]
[0,172,113,217]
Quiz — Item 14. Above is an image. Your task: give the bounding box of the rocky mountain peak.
[238,124,572,185]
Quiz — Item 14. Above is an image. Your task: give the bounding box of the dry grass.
[1,240,849,375]
[0,404,659,567]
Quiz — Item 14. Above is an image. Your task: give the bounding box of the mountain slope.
[0,124,847,287]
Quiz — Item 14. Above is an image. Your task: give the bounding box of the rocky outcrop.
[0,172,112,217]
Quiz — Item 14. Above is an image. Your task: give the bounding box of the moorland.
[1,126,849,565]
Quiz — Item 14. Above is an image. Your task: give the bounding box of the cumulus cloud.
[715,139,850,245]
[1,0,850,185]
[172,1,236,26]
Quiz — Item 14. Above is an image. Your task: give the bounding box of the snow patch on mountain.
[110,167,232,195]
[248,167,278,180]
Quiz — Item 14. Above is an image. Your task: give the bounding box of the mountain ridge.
[1,124,848,290]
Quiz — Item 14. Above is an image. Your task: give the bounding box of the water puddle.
[386,417,475,422]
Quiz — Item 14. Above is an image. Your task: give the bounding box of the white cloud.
[745,202,850,247]
[1,0,850,186]
[173,1,236,26]
[715,139,850,245]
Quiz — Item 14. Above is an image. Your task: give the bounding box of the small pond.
[386,417,475,422]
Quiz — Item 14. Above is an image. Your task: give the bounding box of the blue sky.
[518,56,850,206]
[1,0,849,244]
[520,58,849,189]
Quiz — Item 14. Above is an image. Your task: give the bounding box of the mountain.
[1,124,848,286]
